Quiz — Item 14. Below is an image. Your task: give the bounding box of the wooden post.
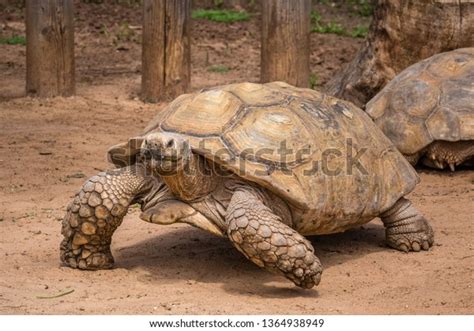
[25,0,75,97]
[142,0,191,103]
[260,0,311,87]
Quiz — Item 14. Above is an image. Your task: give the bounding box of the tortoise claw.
[398,243,409,253]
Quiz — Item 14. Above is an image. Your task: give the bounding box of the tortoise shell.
[366,48,474,157]
[109,82,418,234]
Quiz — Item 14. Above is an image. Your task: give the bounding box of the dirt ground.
[0,1,473,315]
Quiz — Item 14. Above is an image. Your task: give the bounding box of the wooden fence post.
[142,0,191,102]
[25,0,75,97]
[260,0,311,87]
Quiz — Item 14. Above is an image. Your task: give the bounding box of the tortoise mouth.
[142,149,183,162]
[139,148,187,176]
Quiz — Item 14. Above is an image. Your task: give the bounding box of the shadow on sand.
[115,220,387,298]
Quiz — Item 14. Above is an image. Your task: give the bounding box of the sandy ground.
[0,1,473,315]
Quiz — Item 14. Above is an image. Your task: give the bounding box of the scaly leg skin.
[60,165,156,270]
[381,197,434,252]
[422,140,474,171]
[226,188,322,289]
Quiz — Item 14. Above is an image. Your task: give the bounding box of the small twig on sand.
[36,289,74,299]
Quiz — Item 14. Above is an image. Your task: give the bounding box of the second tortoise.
[366,48,474,170]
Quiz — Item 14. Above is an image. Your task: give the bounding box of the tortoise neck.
[161,153,220,202]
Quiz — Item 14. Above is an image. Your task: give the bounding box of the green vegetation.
[350,25,369,38]
[311,10,368,39]
[192,9,250,23]
[312,21,346,35]
[311,11,345,35]
[0,35,26,45]
[310,11,323,28]
[207,65,230,73]
[309,73,319,90]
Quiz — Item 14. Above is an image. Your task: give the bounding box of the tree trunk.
[142,0,191,103]
[25,0,75,97]
[325,0,474,108]
[260,0,311,87]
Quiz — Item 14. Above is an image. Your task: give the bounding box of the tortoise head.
[141,132,192,176]
[142,132,219,201]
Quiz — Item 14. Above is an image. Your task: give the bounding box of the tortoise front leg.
[60,165,163,269]
[226,188,322,289]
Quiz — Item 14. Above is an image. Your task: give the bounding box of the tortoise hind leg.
[422,140,474,171]
[381,198,434,252]
[225,187,322,289]
[60,166,160,269]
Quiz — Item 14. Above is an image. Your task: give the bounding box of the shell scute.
[375,111,432,155]
[162,90,243,136]
[264,81,325,101]
[425,50,473,79]
[389,79,439,118]
[222,104,313,166]
[220,82,288,106]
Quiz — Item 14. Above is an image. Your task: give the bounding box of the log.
[325,0,474,108]
[260,0,311,87]
[25,0,75,97]
[142,0,191,102]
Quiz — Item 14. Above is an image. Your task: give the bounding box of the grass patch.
[350,25,369,38]
[310,11,346,35]
[310,11,322,26]
[0,35,26,45]
[311,10,369,39]
[192,9,250,23]
[312,21,346,35]
[207,64,230,73]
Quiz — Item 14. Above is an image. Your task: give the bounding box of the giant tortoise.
[60,82,434,289]
[366,48,474,170]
